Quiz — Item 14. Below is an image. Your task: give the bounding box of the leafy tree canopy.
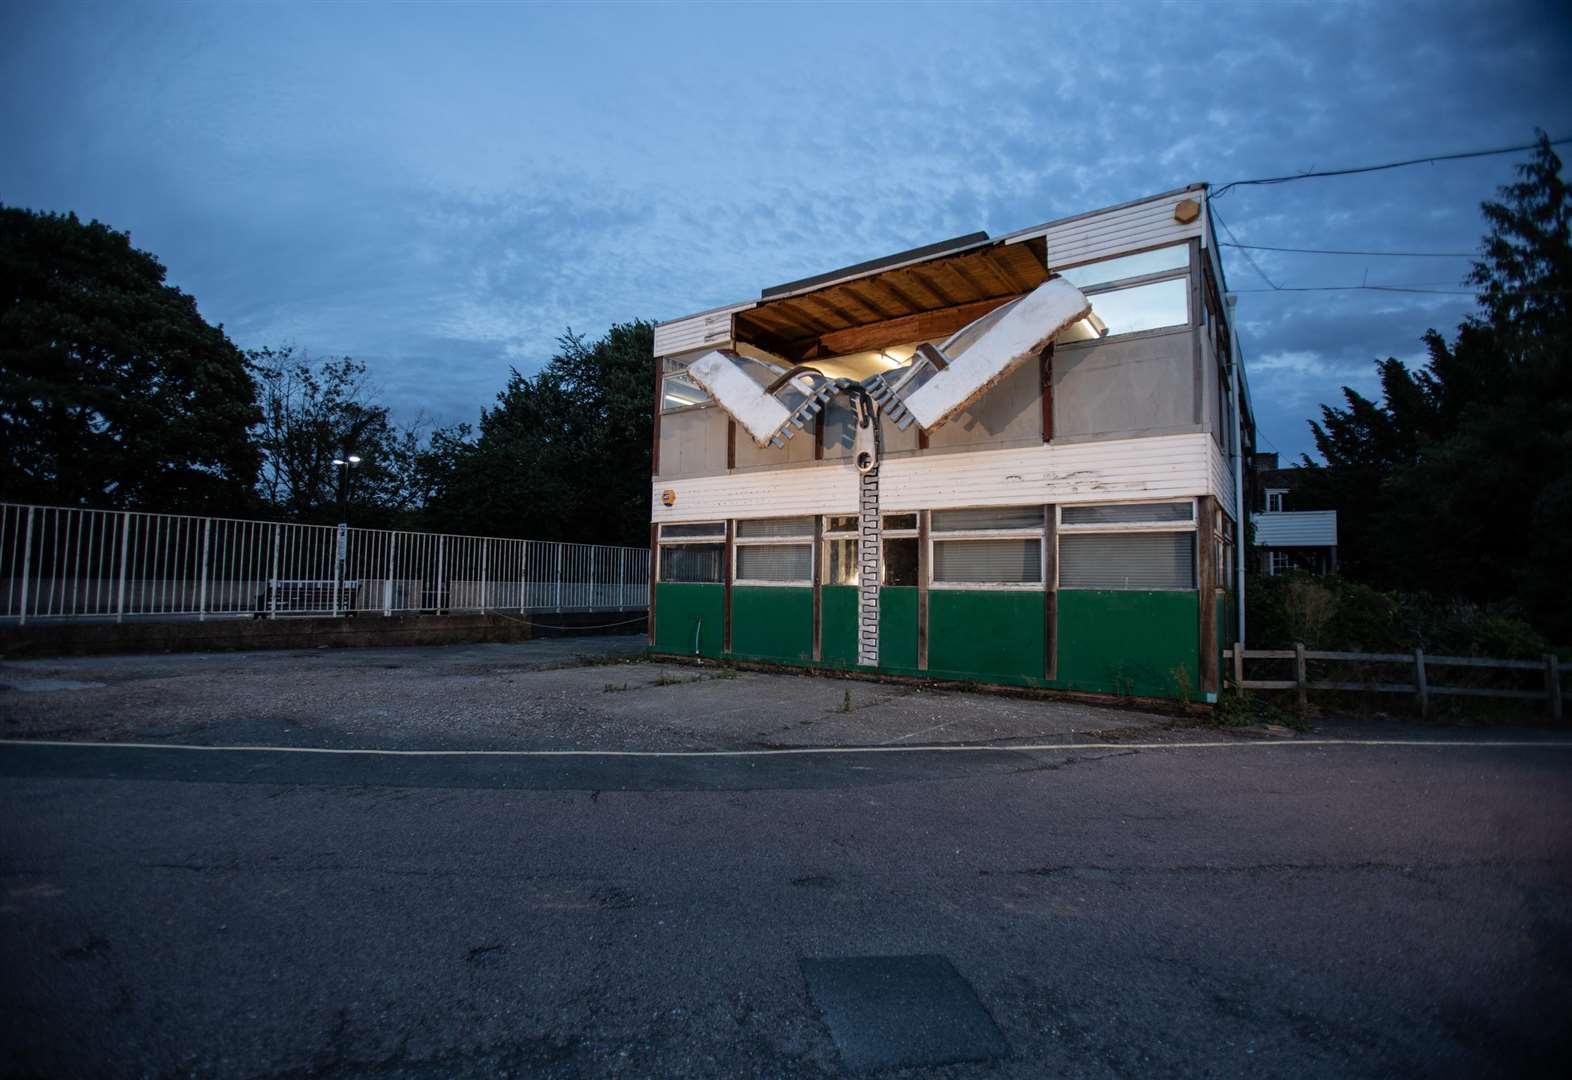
[420,321,654,546]
[1295,134,1572,638]
[251,346,427,527]
[0,207,260,513]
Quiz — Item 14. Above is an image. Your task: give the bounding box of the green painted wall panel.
[1056,590,1199,699]
[730,586,814,663]
[879,587,920,673]
[927,590,1046,685]
[653,583,724,658]
[821,586,859,668]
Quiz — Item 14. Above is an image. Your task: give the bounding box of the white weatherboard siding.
[1209,441,1236,521]
[652,433,1220,523]
[1254,511,1337,547]
[653,303,753,357]
[1007,188,1205,269]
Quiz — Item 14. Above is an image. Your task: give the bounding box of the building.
[647,185,1254,702]
[1252,453,1338,575]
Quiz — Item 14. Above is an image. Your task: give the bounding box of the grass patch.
[839,689,853,713]
[602,682,630,693]
[652,671,703,688]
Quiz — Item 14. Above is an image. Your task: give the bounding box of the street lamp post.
[330,454,362,617]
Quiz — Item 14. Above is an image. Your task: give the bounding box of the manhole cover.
[800,954,1009,1070]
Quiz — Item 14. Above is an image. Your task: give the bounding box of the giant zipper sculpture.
[684,276,1096,668]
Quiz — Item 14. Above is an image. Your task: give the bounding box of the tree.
[1296,134,1572,637]
[0,207,260,512]
[420,321,654,546]
[251,347,427,526]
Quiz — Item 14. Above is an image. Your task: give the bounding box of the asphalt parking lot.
[2,636,1570,1078]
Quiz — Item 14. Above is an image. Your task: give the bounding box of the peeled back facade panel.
[1059,532,1195,590]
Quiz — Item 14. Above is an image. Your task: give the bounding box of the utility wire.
[1234,284,1474,295]
[1211,136,1572,198]
[1209,204,1280,290]
[1222,241,1476,258]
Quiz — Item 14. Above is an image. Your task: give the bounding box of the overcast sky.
[3,0,1569,461]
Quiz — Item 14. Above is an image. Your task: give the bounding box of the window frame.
[656,521,726,584]
[1055,499,1199,592]
[1265,489,1286,512]
[927,505,1047,591]
[1053,241,1194,343]
[821,513,919,586]
[733,516,815,587]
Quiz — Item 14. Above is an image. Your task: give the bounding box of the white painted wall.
[651,432,1220,524]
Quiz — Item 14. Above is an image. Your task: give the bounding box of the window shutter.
[931,538,1042,584]
[1059,533,1195,590]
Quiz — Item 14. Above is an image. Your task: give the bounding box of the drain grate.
[800,954,1009,1070]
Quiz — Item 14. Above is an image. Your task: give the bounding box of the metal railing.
[1227,643,1566,721]
[0,503,649,624]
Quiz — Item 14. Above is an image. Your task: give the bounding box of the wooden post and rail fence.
[1226,644,1565,722]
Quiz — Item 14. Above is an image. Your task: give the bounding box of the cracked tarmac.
[2,638,1570,1077]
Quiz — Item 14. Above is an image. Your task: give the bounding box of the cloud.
[2,0,1569,455]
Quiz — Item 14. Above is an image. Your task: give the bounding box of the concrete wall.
[1052,328,1200,443]
[659,406,729,479]
[0,612,642,659]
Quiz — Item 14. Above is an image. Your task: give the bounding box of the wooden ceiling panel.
[734,238,1049,353]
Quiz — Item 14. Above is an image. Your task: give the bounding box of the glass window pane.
[1084,278,1189,336]
[1059,533,1196,590]
[737,544,812,581]
[823,538,858,585]
[1057,244,1189,289]
[932,506,1044,532]
[882,514,917,531]
[661,372,711,411]
[883,538,919,585]
[736,516,814,539]
[932,538,1042,584]
[660,543,724,583]
[825,515,859,534]
[1061,502,1192,526]
[662,522,725,538]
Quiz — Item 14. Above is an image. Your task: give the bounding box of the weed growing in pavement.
[653,672,703,687]
[839,689,853,713]
[1171,665,1194,709]
[603,682,630,693]
[713,665,739,680]
[1212,688,1308,731]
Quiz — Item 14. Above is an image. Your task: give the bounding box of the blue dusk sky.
[3,0,1569,461]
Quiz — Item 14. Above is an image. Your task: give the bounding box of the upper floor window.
[661,357,712,412]
[1266,490,1285,512]
[1056,243,1191,341]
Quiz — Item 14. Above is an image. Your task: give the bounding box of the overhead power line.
[1233,284,1474,295]
[1211,136,1572,199]
[1222,241,1476,258]
[1209,205,1280,290]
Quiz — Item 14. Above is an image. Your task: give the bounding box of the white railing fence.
[0,503,649,624]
